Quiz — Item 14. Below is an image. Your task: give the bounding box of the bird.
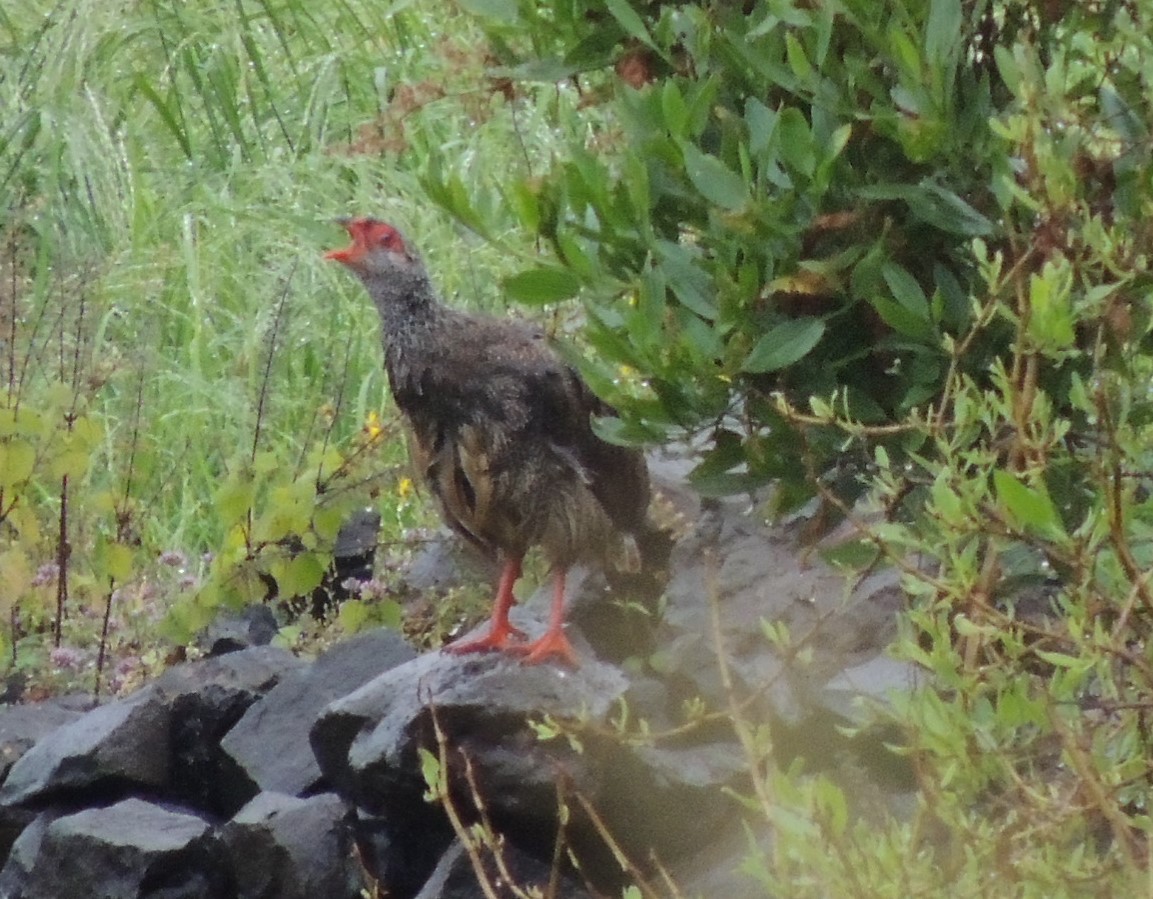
[325,217,660,666]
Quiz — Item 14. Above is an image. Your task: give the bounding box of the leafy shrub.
[418,0,1153,893]
[432,0,1014,509]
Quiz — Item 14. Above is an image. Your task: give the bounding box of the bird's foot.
[445,622,528,655]
[511,628,580,668]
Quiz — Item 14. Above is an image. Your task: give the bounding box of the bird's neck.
[367,269,449,349]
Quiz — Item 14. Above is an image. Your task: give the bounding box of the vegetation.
[0,0,532,689]
[3,0,1153,895]
[438,1,1153,895]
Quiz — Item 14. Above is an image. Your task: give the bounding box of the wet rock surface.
[0,490,917,897]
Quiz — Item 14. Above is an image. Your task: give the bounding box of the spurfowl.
[326,217,658,666]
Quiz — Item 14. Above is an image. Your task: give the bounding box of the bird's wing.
[478,321,652,537]
[407,414,502,558]
[403,313,649,545]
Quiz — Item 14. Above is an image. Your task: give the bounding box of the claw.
[445,556,526,655]
[510,627,580,667]
[446,620,528,654]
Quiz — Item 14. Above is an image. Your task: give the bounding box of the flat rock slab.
[221,629,416,798]
[6,797,231,899]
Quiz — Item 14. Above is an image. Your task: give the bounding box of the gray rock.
[8,797,231,899]
[401,531,497,594]
[221,629,415,798]
[0,688,170,808]
[822,655,924,725]
[312,650,628,817]
[198,604,279,656]
[0,646,301,811]
[414,837,592,899]
[593,739,746,864]
[0,703,86,861]
[155,646,305,817]
[667,816,773,899]
[348,808,454,899]
[221,791,360,899]
[658,500,903,724]
[0,702,84,781]
[0,808,67,897]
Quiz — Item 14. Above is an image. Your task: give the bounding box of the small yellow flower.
[363,410,384,441]
[397,476,414,499]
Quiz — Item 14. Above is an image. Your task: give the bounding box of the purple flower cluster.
[30,563,59,588]
[49,646,85,671]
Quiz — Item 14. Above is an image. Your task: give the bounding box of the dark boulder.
[414,837,592,899]
[198,604,279,657]
[2,797,232,899]
[220,630,416,799]
[0,647,301,813]
[220,791,360,899]
[311,650,628,818]
[0,687,171,809]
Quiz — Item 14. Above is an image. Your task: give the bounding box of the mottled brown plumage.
[325,217,655,665]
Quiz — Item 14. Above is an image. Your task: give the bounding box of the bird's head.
[325,217,420,277]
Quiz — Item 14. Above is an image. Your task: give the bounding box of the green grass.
[2,0,544,537]
[0,0,573,679]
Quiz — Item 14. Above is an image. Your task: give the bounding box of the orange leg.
[447,557,528,654]
[515,568,580,667]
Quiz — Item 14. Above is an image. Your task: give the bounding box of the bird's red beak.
[324,218,364,266]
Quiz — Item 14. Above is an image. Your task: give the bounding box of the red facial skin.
[324,218,409,267]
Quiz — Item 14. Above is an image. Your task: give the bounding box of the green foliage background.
[3,0,1153,894]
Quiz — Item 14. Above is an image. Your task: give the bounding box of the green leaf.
[133,75,191,160]
[993,45,1020,94]
[742,318,826,373]
[271,552,326,599]
[215,471,256,524]
[925,0,962,62]
[502,268,580,305]
[655,241,716,318]
[603,0,656,50]
[857,181,993,237]
[419,747,444,798]
[661,80,688,137]
[679,141,749,211]
[993,470,1063,537]
[868,295,935,341]
[1033,650,1091,671]
[0,439,35,488]
[785,33,813,81]
[1028,264,1075,351]
[745,98,777,156]
[881,262,930,318]
[338,598,370,633]
[105,542,135,583]
[819,538,882,570]
[591,414,664,447]
[0,547,31,608]
[777,108,815,176]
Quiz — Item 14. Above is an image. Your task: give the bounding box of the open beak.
[324,217,361,265]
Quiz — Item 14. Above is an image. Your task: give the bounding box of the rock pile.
[0,495,916,898]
